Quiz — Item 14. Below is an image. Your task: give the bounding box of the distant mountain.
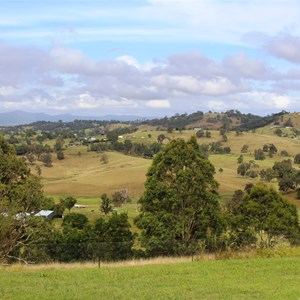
[0,110,145,126]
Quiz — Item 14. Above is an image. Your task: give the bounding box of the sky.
[1,0,300,117]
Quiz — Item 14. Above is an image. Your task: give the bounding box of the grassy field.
[1,256,299,299]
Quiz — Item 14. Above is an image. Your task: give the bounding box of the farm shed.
[35,210,55,220]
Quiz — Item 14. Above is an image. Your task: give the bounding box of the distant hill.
[0,110,145,126]
[0,109,295,133]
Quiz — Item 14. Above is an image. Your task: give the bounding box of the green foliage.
[112,190,129,207]
[56,151,64,160]
[254,148,265,160]
[100,193,113,215]
[274,128,282,136]
[61,196,77,212]
[93,213,135,261]
[237,154,243,164]
[0,135,52,262]
[294,153,300,164]
[240,144,249,153]
[280,150,289,157]
[63,213,89,229]
[196,129,205,138]
[41,153,53,167]
[227,184,300,248]
[135,137,224,256]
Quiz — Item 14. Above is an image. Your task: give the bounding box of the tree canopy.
[227,184,300,248]
[135,137,224,256]
[0,136,51,262]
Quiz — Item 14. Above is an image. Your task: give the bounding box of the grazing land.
[1,257,299,300]
[37,129,300,209]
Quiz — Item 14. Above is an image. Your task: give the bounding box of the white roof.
[35,210,54,217]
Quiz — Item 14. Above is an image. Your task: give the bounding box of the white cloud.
[207,100,228,112]
[240,91,293,110]
[146,99,170,108]
[265,34,300,64]
[0,86,16,97]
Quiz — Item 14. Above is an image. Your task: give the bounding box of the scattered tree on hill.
[112,189,129,207]
[222,134,228,142]
[54,136,65,152]
[61,196,77,213]
[259,168,276,182]
[196,129,205,138]
[157,134,166,144]
[205,131,211,138]
[274,128,282,136]
[237,155,243,164]
[56,151,64,160]
[284,117,293,127]
[100,193,113,215]
[280,150,289,157]
[294,153,300,164]
[41,153,53,167]
[278,178,296,193]
[100,153,109,164]
[241,144,249,153]
[135,137,224,256]
[263,144,277,156]
[254,149,265,160]
[24,152,36,165]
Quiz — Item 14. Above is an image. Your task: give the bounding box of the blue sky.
[1,0,300,117]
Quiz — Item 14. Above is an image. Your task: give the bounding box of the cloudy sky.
[1,0,300,117]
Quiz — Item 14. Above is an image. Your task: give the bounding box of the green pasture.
[1,257,299,299]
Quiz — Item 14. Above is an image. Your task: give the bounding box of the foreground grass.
[1,256,300,300]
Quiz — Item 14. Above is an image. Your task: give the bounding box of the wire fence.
[7,239,221,266]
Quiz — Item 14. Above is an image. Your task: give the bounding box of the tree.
[56,151,64,160]
[135,137,224,256]
[241,144,249,153]
[237,155,243,164]
[157,134,166,144]
[294,153,300,164]
[278,178,296,193]
[274,128,282,136]
[196,130,205,138]
[254,149,265,160]
[112,190,129,207]
[61,196,77,213]
[228,184,299,247]
[41,153,52,167]
[221,134,228,142]
[100,193,113,215]
[63,213,88,230]
[100,153,109,164]
[205,131,211,138]
[93,213,135,262]
[0,136,52,263]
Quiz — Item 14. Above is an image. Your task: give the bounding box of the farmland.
[35,128,300,210]
[1,256,300,300]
